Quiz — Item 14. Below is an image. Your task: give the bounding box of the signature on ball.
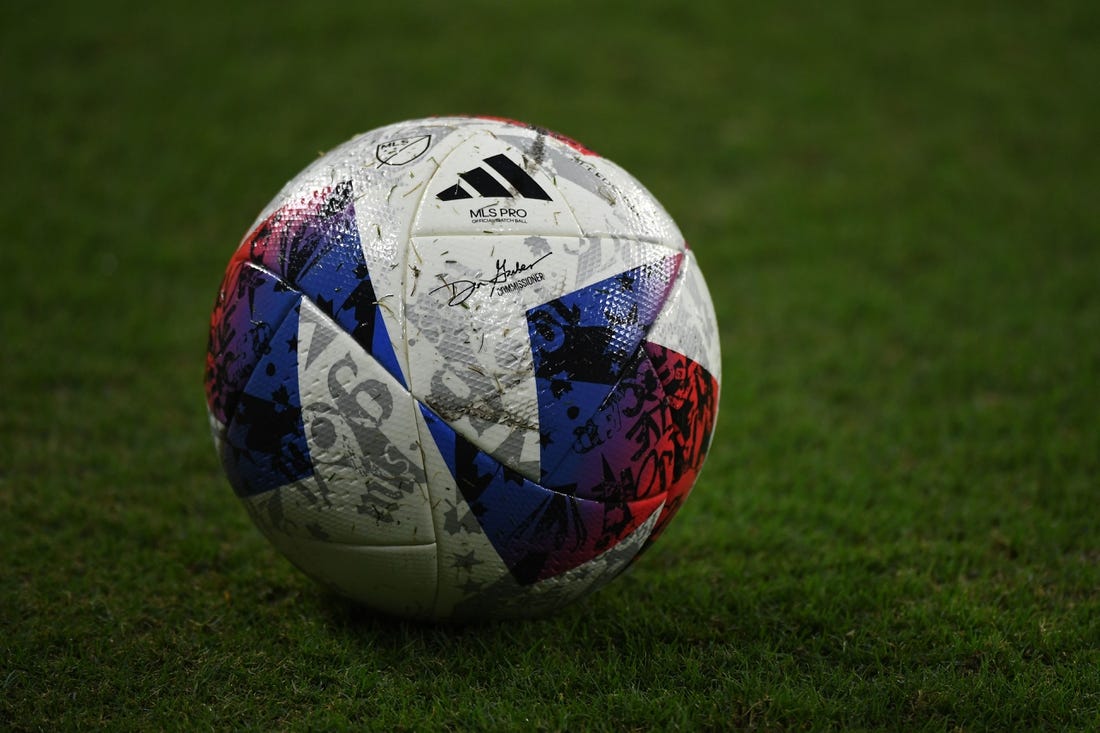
[430,253,551,306]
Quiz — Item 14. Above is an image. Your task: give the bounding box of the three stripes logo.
[435,154,552,201]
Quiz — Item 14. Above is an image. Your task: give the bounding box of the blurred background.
[3,1,1097,728]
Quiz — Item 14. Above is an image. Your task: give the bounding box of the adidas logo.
[435,154,552,201]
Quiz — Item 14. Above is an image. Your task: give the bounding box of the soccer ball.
[205,116,720,620]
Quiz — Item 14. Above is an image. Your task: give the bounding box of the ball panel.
[219,298,311,497]
[491,126,684,244]
[398,116,685,245]
[563,153,685,243]
[205,261,302,427]
[527,253,683,486]
[534,325,719,521]
[245,298,433,547]
[403,233,555,481]
[412,130,582,238]
[419,406,666,586]
[537,340,675,502]
[412,403,516,618]
[641,250,722,381]
[448,505,663,620]
[261,534,439,619]
[636,341,719,552]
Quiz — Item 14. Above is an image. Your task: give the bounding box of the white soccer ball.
[205,116,721,620]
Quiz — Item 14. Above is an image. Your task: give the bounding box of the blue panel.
[206,263,308,426]
[222,300,313,497]
[527,256,681,485]
[531,378,617,487]
[419,404,662,585]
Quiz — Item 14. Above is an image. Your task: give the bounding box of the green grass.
[3,1,1099,729]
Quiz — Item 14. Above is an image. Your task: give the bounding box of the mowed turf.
[2,1,1098,729]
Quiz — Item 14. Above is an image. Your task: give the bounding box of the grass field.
[3,1,1098,729]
